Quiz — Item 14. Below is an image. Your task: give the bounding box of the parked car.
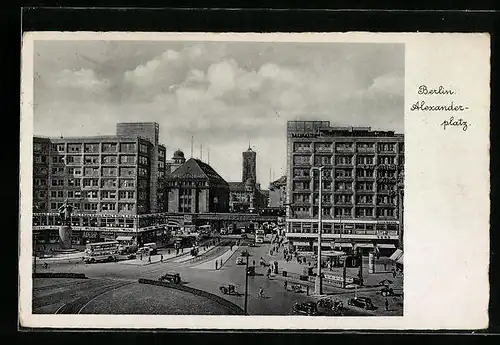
[236,257,245,265]
[292,301,318,316]
[347,297,374,310]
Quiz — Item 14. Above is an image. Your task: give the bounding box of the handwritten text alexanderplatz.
[410,85,470,131]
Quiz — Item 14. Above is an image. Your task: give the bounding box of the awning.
[355,243,374,248]
[396,254,404,265]
[116,236,133,241]
[293,241,311,246]
[389,249,403,261]
[333,243,353,248]
[377,243,396,249]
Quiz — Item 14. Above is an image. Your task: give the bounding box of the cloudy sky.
[33,40,404,188]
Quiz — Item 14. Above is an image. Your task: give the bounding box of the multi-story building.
[32,122,168,246]
[286,121,404,255]
[269,175,287,208]
[164,158,230,214]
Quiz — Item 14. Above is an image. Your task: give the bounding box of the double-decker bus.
[255,229,265,244]
[84,241,119,263]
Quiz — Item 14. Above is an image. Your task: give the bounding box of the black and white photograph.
[28,37,406,318]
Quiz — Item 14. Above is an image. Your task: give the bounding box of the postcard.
[19,32,490,330]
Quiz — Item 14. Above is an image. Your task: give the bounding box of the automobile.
[240,233,247,239]
[292,301,318,316]
[236,257,245,265]
[127,253,137,260]
[347,297,374,310]
[380,287,395,297]
[220,228,227,235]
[246,266,255,276]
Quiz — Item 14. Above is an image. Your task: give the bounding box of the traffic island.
[138,278,245,315]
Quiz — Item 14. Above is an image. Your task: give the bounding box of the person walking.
[140,254,143,261]
[284,281,288,291]
[306,286,310,296]
[385,299,389,311]
[215,260,218,270]
[160,254,163,262]
[392,269,396,278]
[148,256,151,263]
[259,287,264,298]
[253,260,255,267]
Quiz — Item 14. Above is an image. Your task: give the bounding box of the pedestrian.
[168,249,170,255]
[148,256,151,263]
[253,260,255,266]
[259,287,264,297]
[140,254,143,260]
[220,258,223,268]
[385,299,389,311]
[392,269,396,278]
[181,248,184,253]
[216,261,218,270]
[384,263,387,271]
[284,281,288,291]
[160,254,163,262]
[306,286,309,296]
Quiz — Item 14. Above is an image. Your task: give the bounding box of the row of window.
[289,222,398,232]
[47,202,136,212]
[293,181,398,191]
[294,155,404,165]
[38,190,139,200]
[293,142,404,153]
[34,177,148,188]
[292,207,397,217]
[45,154,141,165]
[293,168,399,179]
[293,194,397,204]
[50,142,139,153]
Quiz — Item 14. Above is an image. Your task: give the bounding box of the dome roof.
[173,149,185,159]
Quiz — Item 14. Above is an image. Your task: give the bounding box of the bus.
[255,229,265,244]
[84,241,119,263]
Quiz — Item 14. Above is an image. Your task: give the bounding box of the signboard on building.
[183,215,193,225]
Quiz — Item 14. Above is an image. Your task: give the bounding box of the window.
[50,202,57,210]
[102,167,117,176]
[52,156,65,164]
[38,190,47,198]
[84,155,99,164]
[139,143,148,153]
[356,195,373,204]
[34,155,47,163]
[50,191,57,198]
[378,156,396,165]
[119,191,135,199]
[356,208,373,217]
[335,169,352,178]
[293,155,310,164]
[377,208,395,217]
[293,168,310,177]
[120,179,135,188]
[67,191,74,198]
[101,190,116,200]
[84,143,99,153]
[357,169,374,178]
[335,156,352,165]
[335,194,351,204]
[51,179,64,186]
[101,178,117,188]
[356,182,373,191]
[120,143,137,152]
[102,155,117,164]
[84,167,99,176]
[314,156,331,165]
[138,168,148,177]
[83,178,99,187]
[335,143,354,151]
[102,143,118,152]
[101,203,116,211]
[139,156,148,165]
[86,191,98,199]
[120,155,136,164]
[83,203,98,211]
[52,144,65,152]
[335,182,352,191]
[158,161,165,169]
[118,203,134,212]
[356,155,374,165]
[293,142,311,151]
[66,156,82,164]
[378,143,395,152]
[120,167,136,177]
[51,167,64,174]
[357,142,375,150]
[67,144,82,153]
[138,191,147,200]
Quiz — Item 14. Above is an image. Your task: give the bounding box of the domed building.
[166,149,186,174]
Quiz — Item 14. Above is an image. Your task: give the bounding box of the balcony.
[335,147,354,153]
[315,147,332,153]
[377,164,398,170]
[334,189,353,194]
[357,147,375,153]
[356,189,375,194]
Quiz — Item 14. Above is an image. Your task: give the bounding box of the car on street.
[292,301,318,316]
[347,296,374,310]
[236,257,245,265]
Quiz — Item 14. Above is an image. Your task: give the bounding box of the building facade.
[286,121,404,255]
[228,180,267,213]
[242,147,257,183]
[32,122,168,245]
[269,175,287,208]
[164,158,230,214]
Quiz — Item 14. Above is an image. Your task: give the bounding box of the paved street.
[33,238,401,316]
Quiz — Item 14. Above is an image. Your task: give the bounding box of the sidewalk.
[174,245,217,263]
[192,246,239,270]
[37,251,85,262]
[119,245,217,266]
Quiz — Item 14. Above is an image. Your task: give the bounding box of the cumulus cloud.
[33,41,404,187]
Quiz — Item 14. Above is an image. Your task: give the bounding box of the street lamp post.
[311,166,324,296]
[244,253,249,315]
